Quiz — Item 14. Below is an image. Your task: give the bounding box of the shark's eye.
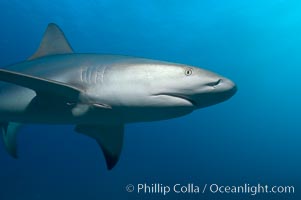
[185,68,193,76]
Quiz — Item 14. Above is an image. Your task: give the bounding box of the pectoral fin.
[0,69,112,111]
[0,68,83,101]
[75,124,124,170]
[0,122,23,158]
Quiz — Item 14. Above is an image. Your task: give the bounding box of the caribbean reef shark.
[0,23,237,170]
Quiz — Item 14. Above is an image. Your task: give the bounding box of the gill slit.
[101,65,108,84]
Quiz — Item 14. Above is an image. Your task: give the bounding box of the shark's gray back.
[4,54,173,86]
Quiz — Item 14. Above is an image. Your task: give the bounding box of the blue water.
[0,0,300,199]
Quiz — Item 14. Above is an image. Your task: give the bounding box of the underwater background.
[0,0,300,199]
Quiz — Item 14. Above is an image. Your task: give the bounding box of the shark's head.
[101,59,237,111]
[145,63,237,109]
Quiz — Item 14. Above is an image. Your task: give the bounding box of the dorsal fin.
[28,23,74,60]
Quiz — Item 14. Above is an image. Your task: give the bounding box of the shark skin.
[0,23,237,170]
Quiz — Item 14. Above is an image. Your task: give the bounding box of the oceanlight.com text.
[125,183,295,196]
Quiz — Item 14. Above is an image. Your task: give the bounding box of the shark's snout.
[212,77,237,102]
[218,78,237,95]
[193,77,237,108]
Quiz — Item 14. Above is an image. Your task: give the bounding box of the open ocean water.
[0,0,300,199]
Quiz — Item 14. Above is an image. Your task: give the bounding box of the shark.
[0,23,237,170]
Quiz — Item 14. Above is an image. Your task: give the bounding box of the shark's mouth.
[154,93,198,107]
